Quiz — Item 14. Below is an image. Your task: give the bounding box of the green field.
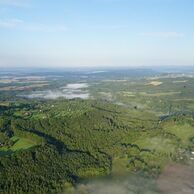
[0,136,37,156]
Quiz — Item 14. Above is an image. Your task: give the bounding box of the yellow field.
[148,81,163,86]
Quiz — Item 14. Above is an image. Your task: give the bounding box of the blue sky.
[0,0,194,68]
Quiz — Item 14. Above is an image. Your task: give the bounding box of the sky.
[0,0,194,68]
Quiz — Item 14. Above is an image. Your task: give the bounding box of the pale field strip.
[0,84,49,91]
[0,79,17,83]
[173,98,194,101]
[172,80,188,83]
[147,77,188,84]
[0,76,46,83]
[122,91,180,97]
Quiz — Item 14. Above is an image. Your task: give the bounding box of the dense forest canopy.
[1,69,194,193]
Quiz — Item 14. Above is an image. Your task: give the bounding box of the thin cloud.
[0,18,23,28]
[139,32,184,38]
[92,24,128,30]
[0,18,68,32]
[23,24,68,32]
[0,0,29,7]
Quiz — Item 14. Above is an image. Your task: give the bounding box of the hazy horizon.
[1,0,194,68]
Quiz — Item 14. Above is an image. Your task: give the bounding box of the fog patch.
[62,83,89,89]
[66,164,194,194]
[67,176,160,194]
[157,164,194,194]
[21,83,90,100]
[24,90,89,100]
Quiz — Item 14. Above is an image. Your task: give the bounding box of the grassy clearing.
[134,136,176,154]
[11,136,37,151]
[163,123,194,146]
[31,112,47,119]
[112,156,129,175]
[0,102,10,106]
[0,136,37,155]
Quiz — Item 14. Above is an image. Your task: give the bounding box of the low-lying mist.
[24,90,90,100]
[21,83,90,100]
[66,175,160,194]
[65,164,194,194]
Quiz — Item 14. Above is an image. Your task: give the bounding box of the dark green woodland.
[1,69,194,193]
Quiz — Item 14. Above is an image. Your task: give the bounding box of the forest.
[1,70,194,193]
